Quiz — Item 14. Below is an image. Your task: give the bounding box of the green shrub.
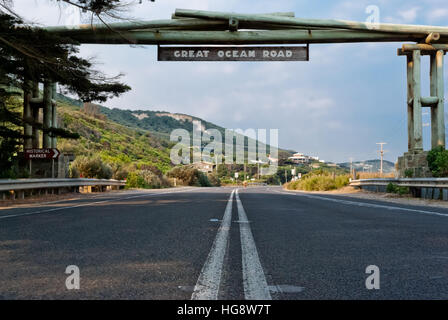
[110,163,129,181]
[287,174,350,191]
[265,175,281,185]
[427,146,448,177]
[207,173,221,187]
[166,166,212,187]
[198,171,212,187]
[335,175,350,188]
[404,169,413,178]
[386,183,398,193]
[125,170,171,189]
[69,165,80,178]
[386,183,409,195]
[125,172,147,189]
[287,180,300,190]
[69,156,112,179]
[397,186,410,195]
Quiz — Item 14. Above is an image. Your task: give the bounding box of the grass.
[287,174,350,191]
[357,172,395,179]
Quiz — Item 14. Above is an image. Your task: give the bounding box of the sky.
[10,0,448,163]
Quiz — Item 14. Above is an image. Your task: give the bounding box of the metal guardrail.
[350,178,448,189]
[0,178,126,193]
[350,178,448,200]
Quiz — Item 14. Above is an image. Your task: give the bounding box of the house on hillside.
[288,152,320,164]
[192,161,215,173]
[288,153,309,164]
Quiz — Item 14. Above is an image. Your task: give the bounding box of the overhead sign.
[25,148,60,160]
[158,46,309,61]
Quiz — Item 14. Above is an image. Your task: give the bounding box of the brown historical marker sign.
[25,148,60,160]
[158,46,309,61]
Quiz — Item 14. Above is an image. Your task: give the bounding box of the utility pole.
[376,142,387,177]
[349,157,353,177]
[215,154,218,174]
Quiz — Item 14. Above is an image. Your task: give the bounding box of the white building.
[288,153,320,164]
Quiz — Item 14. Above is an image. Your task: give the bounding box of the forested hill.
[56,99,293,174]
[98,106,223,141]
[95,105,292,157]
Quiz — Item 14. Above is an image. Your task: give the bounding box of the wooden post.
[435,50,445,148]
[407,53,415,151]
[42,81,52,148]
[51,83,57,148]
[23,81,33,149]
[412,50,423,151]
[31,82,40,148]
[430,52,438,149]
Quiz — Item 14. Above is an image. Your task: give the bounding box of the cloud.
[397,7,420,23]
[425,8,448,23]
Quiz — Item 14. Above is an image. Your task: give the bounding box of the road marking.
[268,285,305,294]
[192,189,235,300]
[275,190,448,218]
[0,188,197,220]
[235,189,272,300]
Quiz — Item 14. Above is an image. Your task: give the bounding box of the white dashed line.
[192,189,235,300]
[236,189,272,300]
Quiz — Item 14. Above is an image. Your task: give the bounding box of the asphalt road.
[1,186,448,300]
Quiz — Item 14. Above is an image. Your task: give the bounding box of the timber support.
[397,45,447,177]
[26,81,58,149]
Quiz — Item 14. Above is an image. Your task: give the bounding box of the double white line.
[192,189,271,300]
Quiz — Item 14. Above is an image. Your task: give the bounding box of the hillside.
[338,159,396,173]
[57,103,173,173]
[97,105,291,158]
[55,98,293,176]
[98,106,222,142]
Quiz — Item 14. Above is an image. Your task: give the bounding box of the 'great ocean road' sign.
[158,46,309,61]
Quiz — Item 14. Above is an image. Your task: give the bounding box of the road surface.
[0,186,448,299]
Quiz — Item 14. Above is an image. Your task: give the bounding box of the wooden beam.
[402,43,448,51]
[175,8,448,36]
[426,32,440,44]
[72,29,424,45]
[420,96,439,107]
[172,11,296,19]
[45,19,227,34]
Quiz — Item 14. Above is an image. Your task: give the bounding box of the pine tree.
[0,11,131,177]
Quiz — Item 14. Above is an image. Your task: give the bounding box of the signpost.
[158,46,309,61]
[25,148,60,178]
[25,148,60,160]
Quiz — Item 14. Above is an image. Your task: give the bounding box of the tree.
[217,164,228,178]
[427,146,448,177]
[1,1,155,24]
[0,10,131,177]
